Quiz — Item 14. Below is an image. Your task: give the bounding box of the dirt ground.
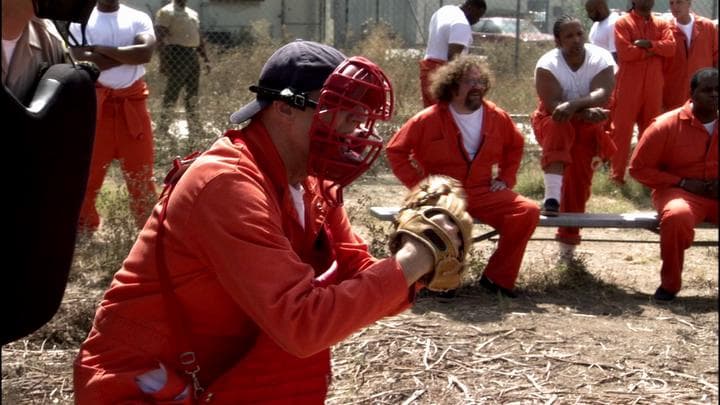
[2,176,718,404]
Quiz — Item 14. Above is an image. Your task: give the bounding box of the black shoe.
[653,287,676,302]
[541,198,560,217]
[478,275,517,298]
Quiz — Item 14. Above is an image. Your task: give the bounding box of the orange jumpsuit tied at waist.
[387,102,539,290]
[78,79,156,231]
[531,106,616,245]
[610,10,675,183]
[629,102,718,294]
[419,58,446,107]
[662,15,718,111]
[73,121,414,404]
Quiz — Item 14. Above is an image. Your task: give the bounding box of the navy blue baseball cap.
[229,40,346,124]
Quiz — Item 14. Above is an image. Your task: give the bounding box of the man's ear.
[272,100,294,120]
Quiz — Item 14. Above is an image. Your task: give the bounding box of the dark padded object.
[1,62,97,345]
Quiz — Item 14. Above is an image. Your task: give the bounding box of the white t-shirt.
[535,43,615,101]
[424,5,472,61]
[450,104,484,160]
[289,183,306,230]
[703,120,716,135]
[69,5,154,89]
[675,14,695,49]
[588,11,619,53]
[1,37,19,67]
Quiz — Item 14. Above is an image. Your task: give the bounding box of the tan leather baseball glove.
[389,175,474,291]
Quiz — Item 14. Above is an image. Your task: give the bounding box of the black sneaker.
[478,275,517,298]
[541,198,560,217]
[653,287,676,302]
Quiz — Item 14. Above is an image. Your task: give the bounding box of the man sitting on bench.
[386,55,539,298]
[531,15,616,260]
[629,67,718,302]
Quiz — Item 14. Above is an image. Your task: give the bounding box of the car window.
[479,20,502,34]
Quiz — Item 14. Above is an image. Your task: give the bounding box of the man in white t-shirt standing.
[420,0,486,107]
[531,15,616,259]
[585,0,620,61]
[69,0,158,233]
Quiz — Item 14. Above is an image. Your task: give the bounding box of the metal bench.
[368,207,718,247]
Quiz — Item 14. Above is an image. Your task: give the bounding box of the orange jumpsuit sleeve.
[188,171,411,358]
[386,114,428,188]
[649,20,676,58]
[494,108,525,189]
[615,16,675,62]
[629,119,683,189]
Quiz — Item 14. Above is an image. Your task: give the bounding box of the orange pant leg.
[653,188,718,294]
[637,84,664,138]
[79,94,157,231]
[609,87,642,183]
[78,99,119,232]
[117,99,157,228]
[557,121,602,245]
[466,188,540,289]
[611,72,665,182]
[419,59,445,108]
[532,113,581,168]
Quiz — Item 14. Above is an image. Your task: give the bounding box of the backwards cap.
[229,40,346,124]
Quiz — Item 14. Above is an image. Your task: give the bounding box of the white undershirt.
[449,104,484,160]
[676,14,695,48]
[289,183,306,229]
[1,37,20,67]
[703,120,716,135]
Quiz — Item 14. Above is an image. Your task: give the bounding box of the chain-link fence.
[63,0,718,172]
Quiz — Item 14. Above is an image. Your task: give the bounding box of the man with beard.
[585,0,620,61]
[609,0,675,185]
[629,68,718,302]
[661,0,718,111]
[387,55,539,298]
[531,15,616,260]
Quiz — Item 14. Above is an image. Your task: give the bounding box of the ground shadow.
[411,256,718,325]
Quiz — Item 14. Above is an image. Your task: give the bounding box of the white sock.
[558,242,576,257]
[543,173,563,203]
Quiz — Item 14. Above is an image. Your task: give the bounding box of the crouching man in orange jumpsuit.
[609,0,675,185]
[532,16,616,258]
[387,55,539,298]
[629,68,718,302]
[70,0,158,232]
[73,40,464,403]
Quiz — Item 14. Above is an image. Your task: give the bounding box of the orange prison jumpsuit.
[419,58,446,107]
[662,15,718,111]
[74,120,413,404]
[387,102,540,290]
[629,102,718,294]
[78,79,157,231]
[531,103,616,245]
[610,10,675,183]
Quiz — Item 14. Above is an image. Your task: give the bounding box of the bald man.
[585,0,620,61]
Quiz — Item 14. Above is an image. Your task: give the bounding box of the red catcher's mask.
[307,56,394,206]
